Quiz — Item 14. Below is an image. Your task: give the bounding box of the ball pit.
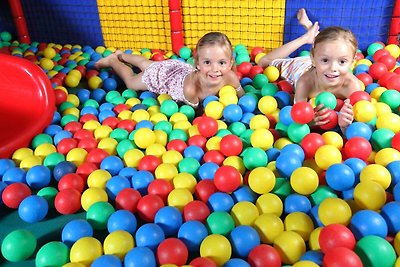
[1,31,400,267]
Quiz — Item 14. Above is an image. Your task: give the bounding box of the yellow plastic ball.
[19,155,43,170]
[131,109,150,122]
[173,120,192,131]
[81,188,108,211]
[256,193,283,216]
[88,76,103,90]
[188,125,200,137]
[134,128,156,149]
[376,113,400,133]
[385,44,400,58]
[66,148,88,167]
[154,130,168,146]
[250,128,274,150]
[374,148,400,166]
[34,143,57,158]
[293,261,320,267]
[103,230,134,260]
[308,227,322,251]
[147,106,160,116]
[87,169,112,189]
[303,159,323,175]
[222,156,245,175]
[355,58,372,67]
[284,212,314,241]
[219,93,238,106]
[157,93,172,104]
[321,131,343,149]
[62,262,86,267]
[375,102,392,116]
[63,107,80,117]
[353,181,386,211]
[65,74,81,88]
[154,163,178,181]
[167,188,193,212]
[218,85,236,97]
[125,98,141,108]
[254,213,284,244]
[205,136,221,151]
[40,57,55,71]
[353,100,377,123]
[43,47,57,59]
[173,172,197,193]
[150,113,168,124]
[161,150,183,166]
[123,148,144,168]
[216,120,227,130]
[318,197,352,226]
[230,201,259,226]
[169,112,188,125]
[66,93,80,107]
[255,52,266,64]
[248,167,276,194]
[273,137,293,150]
[273,231,306,265]
[68,69,82,79]
[204,100,224,119]
[94,125,113,141]
[12,147,34,165]
[264,65,280,82]
[394,231,400,255]
[200,234,231,266]
[315,145,342,170]
[370,86,387,101]
[249,114,270,130]
[145,143,166,158]
[258,95,278,115]
[290,167,319,195]
[70,237,103,266]
[117,110,132,120]
[97,137,118,155]
[360,163,392,189]
[83,120,101,132]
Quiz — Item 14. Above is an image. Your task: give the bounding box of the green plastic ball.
[261,83,279,96]
[206,211,235,236]
[178,157,200,177]
[235,54,251,65]
[122,89,138,99]
[234,44,247,54]
[160,99,179,117]
[287,122,310,143]
[179,46,192,60]
[309,185,338,206]
[110,128,129,142]
[154,121,173,134]
[168,129,188,142]
[60,114,79,127]
[367,42,384,57]
[179,105,196,122]
[379,89,400,111]
[32,133,53,149]
[371,128,395,151]
[315,91,337,110]
[116,139,136,158]
[35,241,69,267]
[141,97,159,108]
[86,201,115,230]
[37,187,58,207]
[228,122,247,136]
[1,229,37,262]
[241,147,268,170]
[271,178,293,199]
[355,235,396,267]
[299,50,311,57]
[1,31,12,42]
[253,74,269,89]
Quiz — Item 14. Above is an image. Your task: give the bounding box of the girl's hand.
[338,99,354,130]
[312,104,330,126]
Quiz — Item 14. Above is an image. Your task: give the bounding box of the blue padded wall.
[20,0,104,47]
[0,2,16,36]
[284,0,395,56]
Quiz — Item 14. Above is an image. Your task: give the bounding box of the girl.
[95,32,244,108]
[258,9,362,133]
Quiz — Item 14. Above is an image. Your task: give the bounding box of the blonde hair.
[312,26,358,57]
[194,32,233,64]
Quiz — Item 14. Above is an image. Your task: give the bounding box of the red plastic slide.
[0,53,55,158]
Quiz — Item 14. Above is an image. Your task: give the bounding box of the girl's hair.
[194,32,233,63]
[312,26,358,56]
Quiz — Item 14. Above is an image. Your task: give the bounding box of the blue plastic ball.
[99,102,114,111]
[92,255,122,267]
[103,77,118,91]
[229,225,260,258]
[124,247,156,267]
[183,145,204,162]
[44,124,63,137]
[238,94,257,113]
[98,70,110,80]
[198,162,219,180]
[224,258,251,267]
[280,143,305,162]
[202,95,219,108]
[53,161,77,181]
[0,159,16,177]
[274,91,293,108]
[266,147,280,161]
[135,223,165,251]
[240,77,253,87]
[26,165,52,189]
[154,206,183,237]
[208,192,235,212]
[325,163,356,191]
[61,219,93,247]
[2,167,26,184]
[53,130,73,145]
[309,204,324,227]
[118,167,137,179]
[365,82,380,94]
[131,170,154,195]
[345,122,373,140]
[275,154,302,178]
[299,250,324,266]
[100,155,125,176]
[223,104,243,123]
[394,183,400,201]
[98,109,116,123]
[279,106,294,126]
[350,210,388,240]
[177,220,208,252]
[52,111,61,124]
[80,106,99,116]
[76,88,91,103]
[343,158,366,183]
[18,195,48,223]
[107,210,137,235]
[240,112,255,126]
[380,201,400,235]
[106,175,131,200]
[284,193,312,214]
[387,161,400,185]
[90,88,107,103]
[232,185,257,203]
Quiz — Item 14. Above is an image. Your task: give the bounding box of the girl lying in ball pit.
[95,31,244,109]
[258,8,363,134]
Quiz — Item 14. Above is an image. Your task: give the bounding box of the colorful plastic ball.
[115,188,141,213]
[318,224,356,253]
[207,192,234,213]
[360,164,391,189]
[275,154,302,178]
[103,230,134,260]
[135,223,165,251]
[213,165,242,193]
[62,219,93,247]
[253,213,284,244]
[91,255,122,267]
[284,194,312,214]
[354,180,386,211]
[224,258,250,267]
[350,209,388,240]
[25,165,51,190]
[229,225,260,258]
[35,241,70,267]
[86,201,115,230]
[323,247,363,267]
[242,147,269,170]
[179,46,192,59]
[124,247,156,267]
[219,134,243,156]
[273,231,306,264]
[200,234,232,266]
[168,188,194,211]
[376,112,400,133]
[70,237,103,266]
[18,195,48,223]
[137,194,164,222]
[134,128,156,149]
[288,122,311,143]
[1,229,37,262]
[353,100,377,123]
[319,109,338,131]
[290,167,319,195]
[250,128,274,150]
[58,173,85,192]
[107,209,137,235]
[157,238,188,266]
[154,206,182,237]
[301,133,325,159]
[231,201,259,226]
[248,167,275,195]
[178,220,208,253]
[325,163,356,191]
[369,62,388,80]
[247,244,281,267]
[318,197,352,226]
[195,179,218,203]
[284,212,315,242]
[206,211,235,236]
[355,235,396,267]
[291,101,314,124]
[315,92,337,110]
[315,145,342,170]
[223,104,243,123]
[374,147,400,167]
[381,202,400,236]
[197,116,218,138]
[387,160,400,185]
[238,94,257,113]
[54,188,82,214]
[258,95,278,115]
[183,200,210,223]
[106,175,131,200]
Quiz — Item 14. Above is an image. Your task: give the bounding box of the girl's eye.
[203,60,210,65]
[340,60,347,64]
[219,61,227,66]
[322,58,328,63]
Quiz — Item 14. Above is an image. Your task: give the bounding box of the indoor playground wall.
[0,0,396,55]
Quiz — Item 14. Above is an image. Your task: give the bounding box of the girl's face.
[311,39,355,87]
[196,44,233,85]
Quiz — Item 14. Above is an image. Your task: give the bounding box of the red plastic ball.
[188,135,207,151]
[75,162,97,182]
[214,165,242,193]
[277,80,294,94]
[147,179,174,204]
[197,116,218,138]
[138,155,161,173]
[349,91,372,105]
[368,62,388,80]
[344,137,372,161]
[251,46,265,59]
[378,71,397,88]
[77,137,98,152]
[190,257,218,267]
[113,104,130,115]
[54,89,67,106]
[64,121,82,134]
[203,150,225,166]
[334,98,345,112]
[322,247,362,267]
[58,173,85,192]
[249,65,264,79]
[54,188,82,214]
[166,139,187,154]
[248,244,281,267]
[291,101,314,124]
[387,74,400,91]
[57,138,78,155]
[237,62,253,77]
[157,238,188,266]
[137,194,164,222]
[73,129,94,140]
[117,119,136,132]
[393,132,400,151]
[183,200,210,223]
[79,114,98,124]
[373,48,390,62]
[102,117,119,129]
[86,148,109,167]
[115,188,141,213]
[2,182,31,209]
[194,179,218,203]
[152,53,165,61]
[75,65,86,77]
[301,133,325,159]
[219,134,243,156]
[356,73,373,87]
[319,224,356,253]
[378,54,396,70]
[86,69,99,79]
[319,109,338,130]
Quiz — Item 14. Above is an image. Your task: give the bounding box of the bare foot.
[297,8,313,30]
[303,22,320,44]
